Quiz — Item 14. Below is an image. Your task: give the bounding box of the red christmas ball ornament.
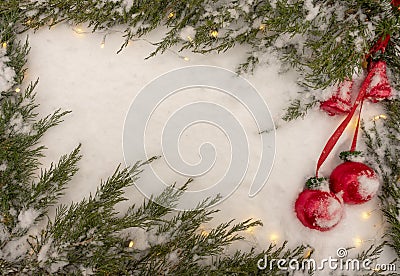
[392,0,400,7]
[320,80,353,116]
[295,178,344,231]
[330,161,380,204]
[365,61,392,103]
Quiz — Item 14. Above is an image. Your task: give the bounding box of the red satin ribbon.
[365,34,390,62]
[350,100,363,152]
[315,71,373,177]
[315,33,391,177]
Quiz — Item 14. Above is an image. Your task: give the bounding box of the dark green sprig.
[1,1,399,274]
[363,100,400,258]
[11,0,399,93]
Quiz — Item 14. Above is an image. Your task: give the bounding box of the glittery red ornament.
[320,80,353,116]
[330,161,380,205]
[365,61,392,103]
[295,180,344,231]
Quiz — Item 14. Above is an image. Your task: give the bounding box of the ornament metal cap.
[339,151,363,161]
[305,177,328,190]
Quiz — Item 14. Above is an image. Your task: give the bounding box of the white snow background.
[22,24,396,272]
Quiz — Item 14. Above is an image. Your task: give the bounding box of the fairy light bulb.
[362,211,372,220]
[354,237,363,247]
[303,247,314,259]
[128,240,135,248]
[15,88,21,93]
[187,36,193,43]
[210,30,219,38]
[372,114,387,121]
[201,230,209,237]
[269,233,279,244]
[183,57,190,61]
[246,226,255,234]
[2,42,7,49]
[100,33,108,49]
[168,12,175,19]
[74,26,84,35]
[259,24,266,31]
[350,117,359,130]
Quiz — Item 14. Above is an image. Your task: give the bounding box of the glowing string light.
[372,114,387,121]
[350,117,359,130]
[210,30,219,38]
[70,25,189,61]
[99,33,110,48]
[354,237,363,247]
[361,211,372,220]
[128,240,135,248]
[269,233,279,244]
[2,42,7,49]
[303,247,314,259]
[199,225,210,237]
[246,226,255,234]
[74,27,84,34]
[15,88,21,93]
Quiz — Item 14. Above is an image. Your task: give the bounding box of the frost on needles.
[16,0,400,121]
[1,0,399,274]
[0,71,302,274]
[0,7,309,274]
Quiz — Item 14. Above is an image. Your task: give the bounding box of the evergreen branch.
[0,1,399,274]
[11,0,399,92]
[363,100,400,258]
[29,145,82,212]
[283,96,318,122]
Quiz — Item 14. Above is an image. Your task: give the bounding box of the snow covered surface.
[358,174,380,200]
[314,196,343,230]
[23,24,396,271]
[0,48,16,94]
[17,208,41,229]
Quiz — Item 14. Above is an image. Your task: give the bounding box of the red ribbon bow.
[316,34,391,177]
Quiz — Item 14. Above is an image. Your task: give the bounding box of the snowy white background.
[23,24,395,271]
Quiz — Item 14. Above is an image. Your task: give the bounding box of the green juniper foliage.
[364,100,400,259]
[0,29,307,276]
[0,58,306,274]
[14,0,400,121]
[0,3,312,275]
[0,0,399,275]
